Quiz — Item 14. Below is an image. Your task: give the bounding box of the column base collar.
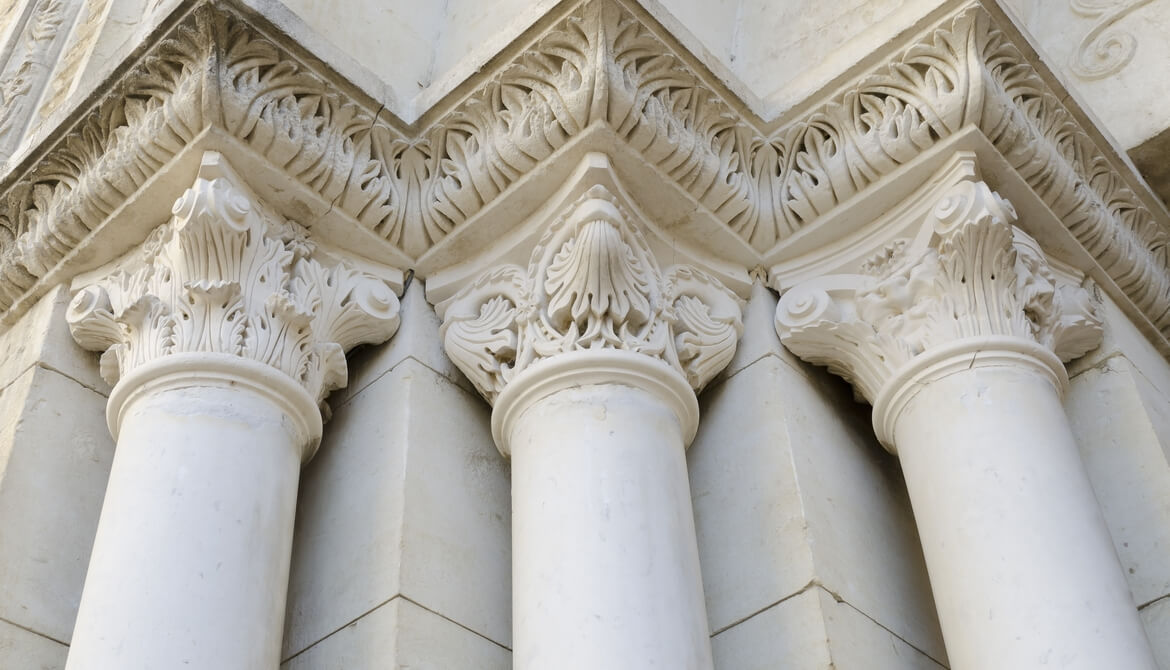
[107,353,324,462]
[871,336,1067,453]
[492,350,700,457]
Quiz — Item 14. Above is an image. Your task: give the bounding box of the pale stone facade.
[0,0,1169,668]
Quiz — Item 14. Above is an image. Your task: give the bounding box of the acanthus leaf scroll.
[66,152,401,406]
[439,184,743,405]
[776,178,1104,405]
[0,0,1166,359]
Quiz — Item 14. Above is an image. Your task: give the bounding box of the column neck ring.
[871,336,1067,453]
[106,352,323,462]
[491,350,700,457]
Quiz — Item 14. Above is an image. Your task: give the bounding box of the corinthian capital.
[776,176,1103,407]
[66,151,402,406]
[437,182,743,408]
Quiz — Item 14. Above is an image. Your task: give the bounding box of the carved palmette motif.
[439,185,743,404]
[776,179,1104,403]
[66,153,401,404]
[0,0,1166,346]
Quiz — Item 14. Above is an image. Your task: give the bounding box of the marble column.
[63,152,401,669]
[775,176,1158,669]
[437,186,743,670]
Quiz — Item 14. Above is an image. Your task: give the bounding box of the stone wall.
[0,287,111,669]
[1066,293,1170,669]
[0,0,1168,668]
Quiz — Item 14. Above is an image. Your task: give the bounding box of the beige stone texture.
[710,587,945,669]
[0,366,112,645]
[283,597,510,670]
[0,286,112,655]
[733,0,944,115]
[1068,355,1170,606]
[1142,595,1170,669]
[1001,0,1170,150]
[999,0,1170,204]
[0,0,1167,667]
[0,617,67,670]
[1067,294,1170,663]
[339,281,473,404]
[1069,294,1170,401]
[689,285,946,666]
[0,286,106,395]
[283,282,510,665]
[277,0,440,99]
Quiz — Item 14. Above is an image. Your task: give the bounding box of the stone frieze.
[0,0,1166,348]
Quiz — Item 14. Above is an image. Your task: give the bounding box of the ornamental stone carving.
[438,183,743,407]
[66,151,402,406]
[0,0,70,158]
[0,0,1167,364]
[776,176,1103,412]
[1069,0,1155,80]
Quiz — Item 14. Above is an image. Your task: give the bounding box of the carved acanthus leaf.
[439,185,743,404]
[66,152,401,404]
[776,178,1103,403]
[0,0,1167,356]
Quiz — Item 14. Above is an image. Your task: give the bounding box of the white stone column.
[438,185,743,670]
[63,152,401,670]
[775,177,1158,669]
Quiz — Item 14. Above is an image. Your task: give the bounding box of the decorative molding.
[1068,0,1154,80]
[776,176,1103,405]
[0,0,71,161]
[65,151,401,405]
[438,182,743,405]
[0,0,1166,349]
[0,5,213,311]
[35,0,112,123]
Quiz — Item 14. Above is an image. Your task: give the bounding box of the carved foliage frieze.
[439,185,743,404]
[0,0,1166,348]
[0,7,212,312]
[776,178,1103,403]
[66,152,401,403]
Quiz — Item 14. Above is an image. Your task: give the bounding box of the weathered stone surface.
[283,358,510,659]
[0,366,112,645]
[691,323,945,661]
[0,0,1166,364]
[283,597,510,670]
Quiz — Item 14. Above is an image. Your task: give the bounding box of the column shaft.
[508,383,713,670]
[66,379,303,669]
[894,364,1156,669]
[62,151,401,668]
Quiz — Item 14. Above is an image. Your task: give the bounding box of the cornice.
[0,0,1168,354]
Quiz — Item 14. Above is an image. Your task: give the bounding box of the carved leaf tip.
[66,152,403,405]
[776,178,1103,402]
[440,182,743,404]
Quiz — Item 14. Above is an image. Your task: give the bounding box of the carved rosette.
[66,152,401,407]
[438,185,743,407]
[776,178,1103,406]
